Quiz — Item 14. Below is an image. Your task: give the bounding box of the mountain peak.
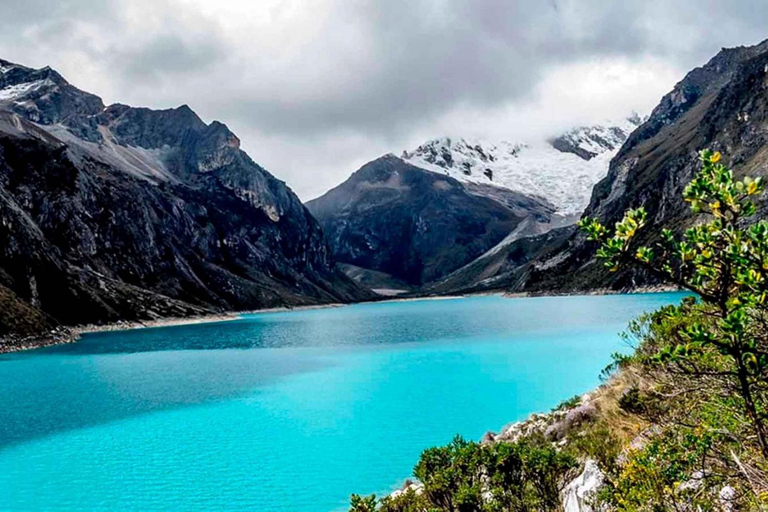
[549,115,643,161]
[0,56,372,339]
[0,59,104,124]
[400,118,640,215]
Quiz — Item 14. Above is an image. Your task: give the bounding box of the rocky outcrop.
[0,58,371,343]
[307,155,554,286]
[562,460,604,512]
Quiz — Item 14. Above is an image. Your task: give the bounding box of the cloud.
[0,0,766,199]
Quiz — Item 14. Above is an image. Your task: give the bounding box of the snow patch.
[0,79,54,102]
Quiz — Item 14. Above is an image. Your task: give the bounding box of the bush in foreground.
[351,435,578,512]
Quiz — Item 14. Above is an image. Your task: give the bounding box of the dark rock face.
[0,59,370,337]
[517,39,768,293]
[306,155,554,286]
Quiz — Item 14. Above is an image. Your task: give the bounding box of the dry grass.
[586,367,650,446]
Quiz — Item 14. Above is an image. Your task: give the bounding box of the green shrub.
[617,386,645,415]
[581,150,768,508]
[350,493,378,512]
[350,436,577,512]
[379,487,430,512]
[552,394,581,412]
[567,424,623,475]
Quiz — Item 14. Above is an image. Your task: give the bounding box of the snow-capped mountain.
[401,115,643,215]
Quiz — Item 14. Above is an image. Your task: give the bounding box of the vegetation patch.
[350,151,768,511]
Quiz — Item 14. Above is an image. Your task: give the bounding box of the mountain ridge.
[0,58,372,347]
[307,154,549,286]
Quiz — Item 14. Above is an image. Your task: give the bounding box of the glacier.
[401,116,642,215]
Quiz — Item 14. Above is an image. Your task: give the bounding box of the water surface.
[0,293,685,511]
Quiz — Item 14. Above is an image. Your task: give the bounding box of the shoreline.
[0,286,681,354]
[74,313,243,336]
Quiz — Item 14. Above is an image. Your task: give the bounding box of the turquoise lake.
[0,293,686,511]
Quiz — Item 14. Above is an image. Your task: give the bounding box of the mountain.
[400,115,641,215]
[306,155,556,287]
[508,39,768,294]
[0,58,371,346]
[309,118,639,293]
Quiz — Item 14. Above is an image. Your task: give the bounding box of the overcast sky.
[1,0,766,199]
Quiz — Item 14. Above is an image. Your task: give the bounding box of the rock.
[618,425,662,465]
[719,485,737,511]
[481,431,497,444]
[562,459,604,512]
[389,479,424,499]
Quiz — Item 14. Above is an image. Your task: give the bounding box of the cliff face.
[0,59,370,339]
[307,155,554,286]
[515,40,768,293]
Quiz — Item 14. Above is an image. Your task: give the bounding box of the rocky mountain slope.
[512,39,768,294]
[0,58,370,345]
[307,155,555,286]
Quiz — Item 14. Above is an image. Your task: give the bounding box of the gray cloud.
[119,35,224,84]
[0,0,766,198]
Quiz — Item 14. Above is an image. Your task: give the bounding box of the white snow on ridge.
[0,79,53,102]
[401,116,643,215]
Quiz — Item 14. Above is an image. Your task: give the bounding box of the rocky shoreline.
[504,283,680,299]
[73,313,242,336]
[0,327,79,354]
[384,391,608,512]
[384,381,629,512]
[0,313,241,354]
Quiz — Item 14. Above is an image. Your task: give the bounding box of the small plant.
[350,494,378,512]
[552,394,581,412]
[617,386,645,415]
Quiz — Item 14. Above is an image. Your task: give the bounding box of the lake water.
[0,293,685,511]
